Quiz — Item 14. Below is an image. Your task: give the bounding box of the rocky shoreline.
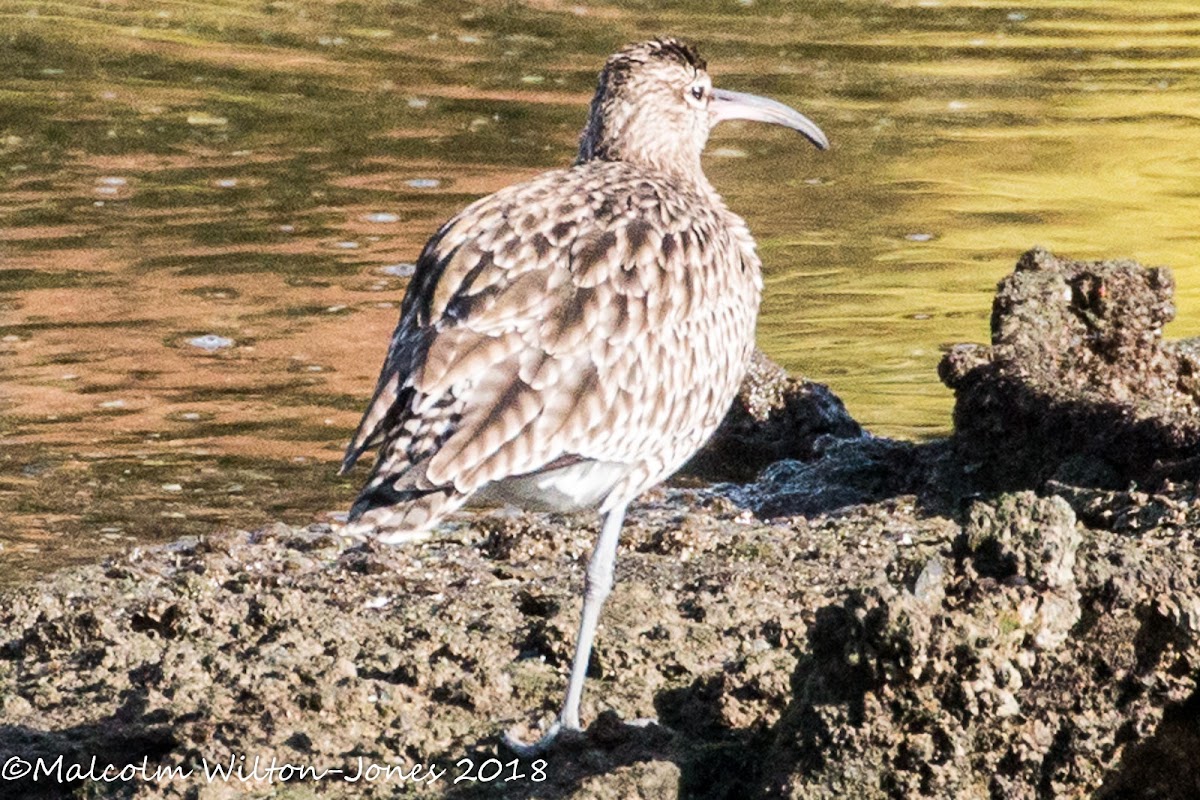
[2,249,1198,799]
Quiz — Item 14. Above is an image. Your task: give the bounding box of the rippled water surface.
[3,0,1199,582]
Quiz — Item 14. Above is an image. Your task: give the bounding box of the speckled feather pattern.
[343,160,761,530]
[339,38,788,535]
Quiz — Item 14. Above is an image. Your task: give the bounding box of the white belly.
[470,460,630,513]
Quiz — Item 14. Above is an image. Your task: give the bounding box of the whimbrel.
[340,38,827,751]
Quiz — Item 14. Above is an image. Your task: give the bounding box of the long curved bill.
[710,88,829,150]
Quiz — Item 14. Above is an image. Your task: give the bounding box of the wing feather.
[343,160,762,517]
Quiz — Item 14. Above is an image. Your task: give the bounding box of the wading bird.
[340,37,827,752]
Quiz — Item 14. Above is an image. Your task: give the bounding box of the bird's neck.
[575,139,712,191]
[578,148,705,183]
[576,103,710,186]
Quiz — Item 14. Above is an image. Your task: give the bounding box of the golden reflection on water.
[1,0,1199,581]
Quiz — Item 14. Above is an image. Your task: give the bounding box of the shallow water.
[2,0,1199,582]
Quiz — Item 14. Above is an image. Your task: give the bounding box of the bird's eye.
[690,85,706,102]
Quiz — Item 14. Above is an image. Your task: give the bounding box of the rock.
[760,492,1195,800]
[1048,479,1200,534]
[718,435,957,518]
[912,557,946,608]
[3,482,1196,799]
[939,247,1200,489]
[685,349,862,481]
[575,759,681,799]
[961,492,1081,649]
[963,492,1079,591]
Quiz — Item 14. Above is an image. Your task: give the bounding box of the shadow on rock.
[713,435,961,520]
[0,713,176,799]
[940,247,1200,491]
[680,348,962,522]
[444,715,683,800]
[684,349,863,483]
[698,248,1200,536]
[1096,687,1200,800]
[674,492,1196,799]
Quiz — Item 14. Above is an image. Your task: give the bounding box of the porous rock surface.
[1,488,1198,799]
[939,247,1200,489]
[685,349,862,482]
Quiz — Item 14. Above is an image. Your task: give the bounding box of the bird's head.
[577,38,828,179]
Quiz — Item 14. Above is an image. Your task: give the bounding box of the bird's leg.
[561,502,625,729]
[504,503,627,755]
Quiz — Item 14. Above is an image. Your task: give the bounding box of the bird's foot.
[501,719,585,757]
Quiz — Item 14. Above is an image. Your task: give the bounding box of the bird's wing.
[342,163,748,498]
[339,171,580,476]
[338,215,455,475]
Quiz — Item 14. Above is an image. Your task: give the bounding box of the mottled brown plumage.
[342,159,760,530]
[340,37,827,750]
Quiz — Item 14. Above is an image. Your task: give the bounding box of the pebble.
[187,112,228,126]
[187,334,235,352]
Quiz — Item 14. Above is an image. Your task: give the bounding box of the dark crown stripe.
[610,37,706,74]
[648,37,706,71]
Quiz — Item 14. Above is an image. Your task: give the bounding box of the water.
[2,0,1199,583]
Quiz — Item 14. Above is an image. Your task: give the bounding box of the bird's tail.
[342,468,469,544]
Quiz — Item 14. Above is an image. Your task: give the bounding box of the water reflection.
[2,0,1198,582]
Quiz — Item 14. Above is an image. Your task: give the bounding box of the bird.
[339,37,827,752]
